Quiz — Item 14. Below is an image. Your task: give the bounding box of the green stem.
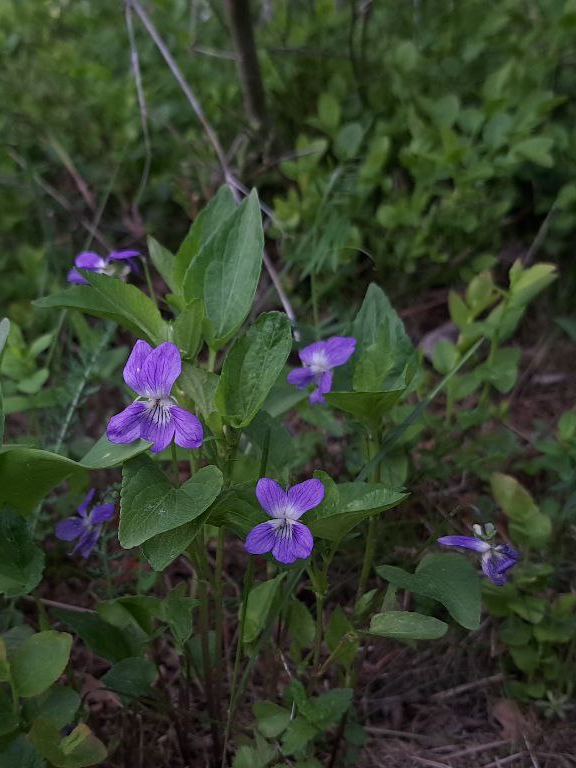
[142,258,158,308]
[479,333,499,408]
[207,347,217,373]
[214,526,225,732]
[311,272,320,340]
[312,590,324,671]
[221,556,254,768]
[171,442,180,487]
[356,436,380,601]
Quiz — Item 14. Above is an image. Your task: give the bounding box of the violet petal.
[140,406,176,453]
[256,478,287,518]
[140,342,181,398]
[437,535,490,553]
[324,336,356,367]
[107,401,147,445]
[55,517,86,542]
[286,367,316,389]
[89,504,115,525]
[171,406,203,449]
[286,479,324,519]
[245,521,277,555]
[123,340,153,394]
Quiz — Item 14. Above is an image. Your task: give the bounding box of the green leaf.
[325,607,357,667]
[141,517,208,572]
[147,236,177,293]
[432,340,459,375]
[184,189,264,349]
[120,458,223,548]
[23,686,81,730]
[512,137,554,167]
[244,574,285,645]
[28,720,107,768]
[244,411,298,477]
[179,364,220,422]
[490,473,551,548]
[35,274,169,344]
[0,509,44,597]
[324,389,405,423]
[51,609,134,662]
[376,553,481,630]
[174,185,236,290]
[307,480,408,541]
[334,123,363,160]
[254,700,291,738]
[287,599,315,648]
[508,262,557,306]
[162,582,199,645]
[216,312,292,428]
[0,437,150,515]
[352,283,416,392]
[368,611,448,640]
[101,657,157,699]
[0,734,45,768]
[173,300,204,360]
[301,688,352,730]
[10,631,72,698]
[317,92,341,131]
[281,718,317,757]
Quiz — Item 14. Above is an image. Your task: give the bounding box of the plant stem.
[221,556,254,767]
[356,436,380,601]
[171,442,180,487]
[312,590,324,671]
[311,272,320,340]
[207,347,217,373]
[142,257,158,308]
[213,526,225,733]
[196,530,221,760]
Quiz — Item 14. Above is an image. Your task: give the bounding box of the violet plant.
[0,186,558,767]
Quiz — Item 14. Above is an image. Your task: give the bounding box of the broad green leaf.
[368,611,448,640]
[512,137,554,168]
[300,688,353,730]
[10,631,72,698]
[142,515,208,571]
[35,273,169,345]
[325,607,357,667]
[216,312,292,428]
[179,364,220,422]
[173,300,204,360]
[324,389,404,423]
[0,734,45,768]
[0,509,44,597]
[120,459,222,548]
[184,189,264,349]
[317,92,341,131]
[162,582,199,645]
[376,553,481,630]
[0,437,149,515]
[23,686,81,730]
[51,609,134,662]
[508,261,557,306]
[146,236,177,293]
[307,481,408,541]
[28,719,107,768]
[80,435,151,468]
[244,574,285,645]
[287,599,315,648]
[352,283,416,392]
[101,657,157,699]
[254,700,291,738]
[244,411,298,477]
[281,718,317,757]
[334,122,363,160]
[174,185,236,289]
[490,473,551,548]
[207,485,262,536]
[96,595,162,635]
[432,340,459,375]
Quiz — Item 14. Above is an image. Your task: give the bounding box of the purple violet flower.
[287,336,356,404]
[55,489,114,558]
[107,340,203,454]
[437,532,519,586]
[67,249,140,284]
[245,477,324,564]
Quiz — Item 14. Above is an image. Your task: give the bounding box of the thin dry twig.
[481,753,526,768]
[430,673,504,702]
[8,148,112,250]
[408,755,451,768]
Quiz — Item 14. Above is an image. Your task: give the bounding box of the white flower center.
[308,350,330,375]
[146,396,175,424]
